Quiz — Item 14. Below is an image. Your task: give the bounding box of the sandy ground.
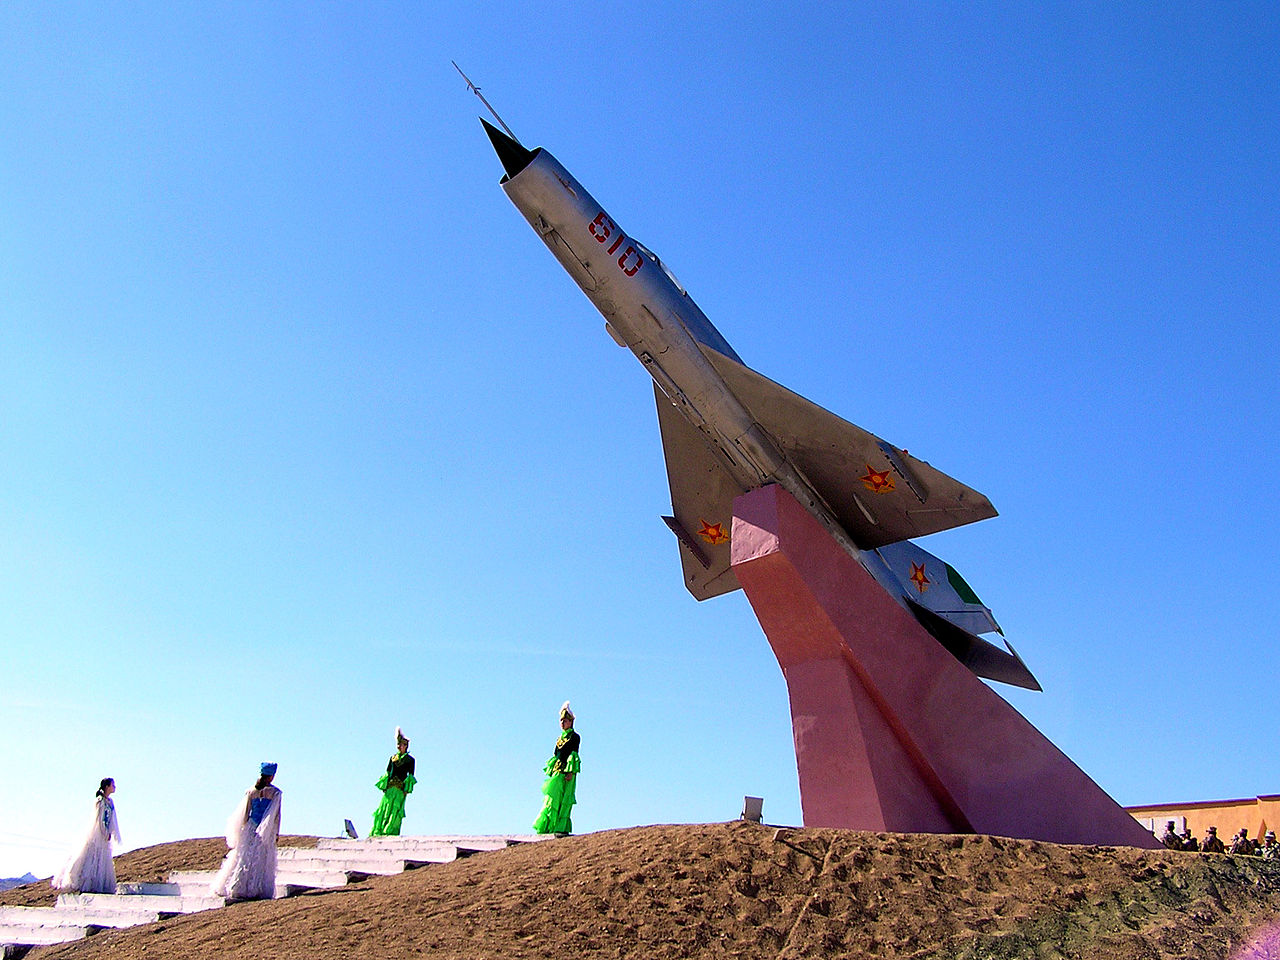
[6,822,1280,959]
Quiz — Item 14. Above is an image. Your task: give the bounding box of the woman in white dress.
[212,763,283,900]
[53,778,121,894]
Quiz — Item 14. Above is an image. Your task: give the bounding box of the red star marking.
[698,520,729,545]
[909,562,931,593]
[860,464,896,494]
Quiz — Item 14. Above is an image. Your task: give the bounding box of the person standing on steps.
[371,727,416,837]
[53,778,121,894]
[533,701,580,836]
[212,763,283,900]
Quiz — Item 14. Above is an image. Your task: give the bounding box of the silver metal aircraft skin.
[481,120,1039,691]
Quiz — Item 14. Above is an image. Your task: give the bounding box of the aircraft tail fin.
[875,539,1040,690]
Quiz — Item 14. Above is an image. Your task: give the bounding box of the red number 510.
[589,211,643,277]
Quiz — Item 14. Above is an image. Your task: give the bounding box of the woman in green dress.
[533,702,580,835]
[371,727,416,837]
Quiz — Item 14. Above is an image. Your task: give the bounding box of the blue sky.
[2,2,1277,876]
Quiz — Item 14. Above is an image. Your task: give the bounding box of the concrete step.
[276,869,356,888]
[0,906,105,929]
[169,835,552,897]
[292,858,438,876]
[0,920,91,946]
[0,886,224,953]
[2,902,158,929]
[58,892,224,916]
[166,871,220,896]
[277,849,448,871]
[117,882,182,896]
[168,869,348,897]
[280,845,441,861]
[161,872,216,897]
[314,834,546,853]
[312,840,462,859]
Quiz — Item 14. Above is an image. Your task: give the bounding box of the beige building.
[1127,794,1280,845]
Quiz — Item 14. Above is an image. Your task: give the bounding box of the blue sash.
[249,797,272,825]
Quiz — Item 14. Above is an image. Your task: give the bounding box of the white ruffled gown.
[211,785,282,900]
[53,796,121,894]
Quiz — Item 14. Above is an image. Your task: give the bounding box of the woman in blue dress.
[212,763,283,900]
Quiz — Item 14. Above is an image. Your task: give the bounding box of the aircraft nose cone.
[482,118,537,180]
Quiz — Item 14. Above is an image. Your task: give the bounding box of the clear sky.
[2,2,1277,877]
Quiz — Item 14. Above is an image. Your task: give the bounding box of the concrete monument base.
[731,484,1159,848]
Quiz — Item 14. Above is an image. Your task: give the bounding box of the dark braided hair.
[95,778,114,798]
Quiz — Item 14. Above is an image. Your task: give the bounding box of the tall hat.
[395,726,409,744]
[559,701,574,721]
[260,762,278,777]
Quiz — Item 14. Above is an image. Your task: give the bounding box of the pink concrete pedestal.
[731,484,1159,848]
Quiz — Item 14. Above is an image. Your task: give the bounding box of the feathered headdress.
[559,701,574,721]
[395,726,409,744]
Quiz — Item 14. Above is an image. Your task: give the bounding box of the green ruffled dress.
[533,727,580,835]
[371,751,416,837]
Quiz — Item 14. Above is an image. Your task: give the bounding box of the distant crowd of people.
[1158,820,1280,859]
[52,703,582,900]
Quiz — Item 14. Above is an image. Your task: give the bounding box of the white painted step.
[164,871,218,896]
[0,906,105,929]
[317,839,463,855]
[168,835,554,897]
[1,902,157,929]
[59,891,224,915]
[315,834,547,852]
[275,869,361,887]
[277,849,447,871]
[291,858,437,876]
[280,845,444,861]
[337,845,460,863]
[168,869,347,897]
[118,882,182,896]
[0,921,90,946]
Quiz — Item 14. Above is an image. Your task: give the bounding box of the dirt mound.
[12,823,1280,959]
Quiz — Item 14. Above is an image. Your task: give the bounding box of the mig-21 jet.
[472,83,1038,692]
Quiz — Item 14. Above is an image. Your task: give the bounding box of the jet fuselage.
[483,119,1039,691]
[488,124,885,578]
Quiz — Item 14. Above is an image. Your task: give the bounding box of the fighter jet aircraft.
[478,111,1039,692]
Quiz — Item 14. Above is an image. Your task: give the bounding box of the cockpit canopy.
[632,241,687,296]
